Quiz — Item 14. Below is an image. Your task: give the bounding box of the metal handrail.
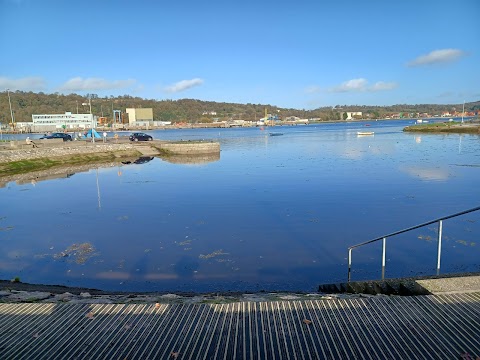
[347,206,480,282]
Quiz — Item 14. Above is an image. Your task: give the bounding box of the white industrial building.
[345,112,363,120]
[30,112,97,132]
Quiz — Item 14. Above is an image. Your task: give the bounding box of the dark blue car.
[129,133,153,141]
[40,132,72,141]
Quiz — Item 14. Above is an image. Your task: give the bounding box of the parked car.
[40,132,72,141]
[129,132,153,141]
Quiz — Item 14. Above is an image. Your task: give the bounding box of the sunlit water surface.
[1,120,479,292]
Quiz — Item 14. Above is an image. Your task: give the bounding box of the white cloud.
[304,85,321,94]
[407,49,466,67]
[0,76,46,91]
[330,78,397,93]
[59,77,136,91]
[370,81,398,91]
[165,78,204,93]
[332,78,368,92]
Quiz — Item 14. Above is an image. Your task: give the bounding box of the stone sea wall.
[0,140,221,164]
[157,141,220,155]
[0,143,140,163]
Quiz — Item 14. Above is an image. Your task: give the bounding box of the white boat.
[357,131,374,136]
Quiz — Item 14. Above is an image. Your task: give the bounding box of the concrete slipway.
[0,275,479,359]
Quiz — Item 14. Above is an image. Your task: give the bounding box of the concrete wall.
[158,141,220,155]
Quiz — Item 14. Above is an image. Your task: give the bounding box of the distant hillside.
[1,91,479,124]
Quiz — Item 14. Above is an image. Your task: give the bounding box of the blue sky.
[1,0,479,109]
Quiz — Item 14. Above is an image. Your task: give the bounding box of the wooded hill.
[1,91,479,124]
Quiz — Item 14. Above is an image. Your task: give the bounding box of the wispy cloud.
[304,85,321,94]
[370,81,398,91]
[330,78,397,93]
[407,49,466,67]
[59,77,136,91]
[0,76,46,91]
[165,78,204,93]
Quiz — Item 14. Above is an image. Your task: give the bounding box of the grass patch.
[0,159,59,175]
[152,146,174,157]
[0,150,142,176]
[403,122,480,134]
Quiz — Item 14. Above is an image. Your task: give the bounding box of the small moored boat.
[357,131,374,136]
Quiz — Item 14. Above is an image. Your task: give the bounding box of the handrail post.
[436,220,443,275]
[382,237,386,280]
[348,249,352,282]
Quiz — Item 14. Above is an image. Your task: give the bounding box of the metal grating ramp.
[0,293,479,359]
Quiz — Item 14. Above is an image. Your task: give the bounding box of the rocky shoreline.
[2,273,478,304]
[0,286,366,305]
[0,280,353,304]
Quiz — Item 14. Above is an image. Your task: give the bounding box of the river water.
[1,120,479,292]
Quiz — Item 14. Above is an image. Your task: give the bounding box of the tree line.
[0,91,478,125]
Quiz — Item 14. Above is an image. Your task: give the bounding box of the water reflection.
[121,156,155,165]
[0,157,155,189]
[400,166,450,181]
[162,153,220,165]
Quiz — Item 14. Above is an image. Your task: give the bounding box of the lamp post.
[89,95,95,143]
[461,101,465,124]
[7,89,14,130]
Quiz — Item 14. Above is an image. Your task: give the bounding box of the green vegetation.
[1,91,478,125]
[0,150,141,176]
[154,147,174,157]
[403,122,480,134]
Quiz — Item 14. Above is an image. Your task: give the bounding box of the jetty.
[0,137,220,179]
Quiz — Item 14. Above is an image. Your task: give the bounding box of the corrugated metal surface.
[0,293,479,359]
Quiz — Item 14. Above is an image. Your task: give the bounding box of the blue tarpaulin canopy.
[85,128,101,138]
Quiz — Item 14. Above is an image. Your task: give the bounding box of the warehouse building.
[126,108,153,127]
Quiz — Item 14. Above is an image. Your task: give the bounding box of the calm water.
[1,120,479,292]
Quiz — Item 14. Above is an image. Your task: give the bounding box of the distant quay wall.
[157,141,220,155]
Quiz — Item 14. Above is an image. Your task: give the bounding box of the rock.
[54,292,74,302]
[8,291,52,302]
[159,294,182,300]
